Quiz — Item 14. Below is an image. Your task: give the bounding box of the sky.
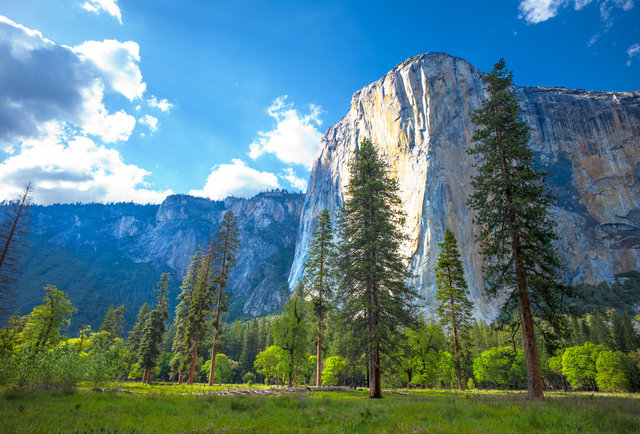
[0,0,638,204]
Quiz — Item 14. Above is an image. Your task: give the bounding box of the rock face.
[9,190,304,330]
[289,53,640,320]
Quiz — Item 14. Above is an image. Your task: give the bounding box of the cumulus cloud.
[0,127,171,204]
[189,159,280,200]
[80,82,136,142]
[147,96,173,112]
[81,0,123,24]
[627,43,640,65]
[0,16,95,145]
[249,96,323,169]
[281,168,307,192]
[74,39,145,101]
[518,0,634,24]
[138,114,159,132]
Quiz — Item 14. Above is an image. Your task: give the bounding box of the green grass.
[83,381,274,395]
[1,387,639,433]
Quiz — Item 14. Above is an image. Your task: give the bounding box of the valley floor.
[1,385,639,433]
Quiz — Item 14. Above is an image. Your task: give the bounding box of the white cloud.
[0,127,171,204]
[627,43,640,65]
[519,0,566,24]
[74,39,146,101]
[138,115,159,132]
[189,159,280,200]
[281,168,307,192]
[80,82,136,142]
[81,0,123,24]
[249,96,323,169]
[518,0,634,24]
[147,96,173,112]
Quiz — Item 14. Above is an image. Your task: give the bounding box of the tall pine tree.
[171,248,202,383]
[138,273,170,384]
[434,228,473,390]
[303,208,335,387]
[468,59,571,400]
[127,302,150,355]
[338,138,418,398]
[208,210,240,386]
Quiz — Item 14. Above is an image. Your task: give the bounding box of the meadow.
[2,384,639,433]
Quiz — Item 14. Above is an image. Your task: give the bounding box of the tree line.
[1,59,638,400]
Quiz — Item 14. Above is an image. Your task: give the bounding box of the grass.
[1,386,639,433]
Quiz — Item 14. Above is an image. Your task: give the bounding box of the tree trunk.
[288,353,294,387]
[208,341,218,386]
[369,343,382,398]
[516,259,545,400]
[142,368,149,384]
[316,315,323,387]
[187,335,200,385]
[178,372,183,384]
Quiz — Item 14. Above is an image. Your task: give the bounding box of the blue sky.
[0,0,638,204]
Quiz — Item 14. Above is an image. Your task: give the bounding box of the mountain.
[4,190,304,332]
[289,52,640,320]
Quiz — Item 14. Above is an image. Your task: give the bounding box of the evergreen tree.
[184,239,217,384]
[272,284,311,387]
[0,182,32,310]
[172,248,202,383]
[468,59,573,400]
[126,302,150,355]
[208,210,240,386]
[434,228,473,390]
[337,138,418,398]
[240,319,259,375]
[226,320,244,362]
[303,208,335,387]
[100,304,126,338]
[138,273,170,384]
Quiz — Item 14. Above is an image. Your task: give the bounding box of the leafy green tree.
[272,286,311,387]
[203,353,235,384]
[138,273,170,384]
[337,138,418,398]
[303,208,335,387]
[434,228,473,390]
[254,345,286,385]
[322,355,347,386]
[596,350,631,392]
[473,346,526,389]
[208,210,240,386]
[99,304,126,338]
[126,302,149,355]
[19,284,77,349]
[561,342,605,390]
[85,330,127,386]
[468,59,573,400]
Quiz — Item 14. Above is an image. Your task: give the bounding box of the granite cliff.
[8,191,304,331]
[289,53,640,320]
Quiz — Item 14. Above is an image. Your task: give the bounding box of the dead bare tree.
[0,182,33,311]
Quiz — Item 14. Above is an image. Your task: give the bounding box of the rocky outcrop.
[289,53,640,320]
[10,190,304,330]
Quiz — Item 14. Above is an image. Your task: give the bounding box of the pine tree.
[240,319,259,375]
[184,239,217,384]
[208,210,240,386]
[468,59,573,400]
[303,208,335,387]
[434,228,474,390]
[338,138,418,398]
[138,273,170,384]
[100,304,126,338]
[0,182,32,310]
[127,302,150,355]
[171,248,202,383]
